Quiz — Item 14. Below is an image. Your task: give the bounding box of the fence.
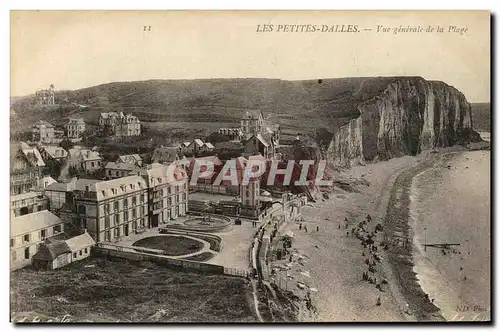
[94,243,225,275]
[224,267,250,278]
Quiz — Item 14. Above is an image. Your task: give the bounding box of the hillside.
[10,77,411,135]
[471,103,491,131]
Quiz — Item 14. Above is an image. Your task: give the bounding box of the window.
[140,218,145,227]
[37,206,43,211]
[24,247,30,259]
[140,194,144,203]
[53,225,62,233]
[105,216,110,228]
[10,238,14,247]
[124,210,129,221]
[124,198,128,208]
[114,201,119,211]
[78,205,86,214]
[114,214,119,225]
[23,234,30,243]
[11,251,16,261]
[79,250,82,256]
[40,229,46,240]
[140,206,145,216]
[105,230,111,242]
[133,221,137,231]
[132,209,137,218]
[114,227,120,238]
[73,252,77,258]
[91,162,95,168]
[105,203,110,213]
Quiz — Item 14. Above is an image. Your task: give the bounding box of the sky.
[10,10,490,102]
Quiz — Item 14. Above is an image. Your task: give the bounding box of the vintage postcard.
[9,10,491,323]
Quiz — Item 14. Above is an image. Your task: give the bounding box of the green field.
[11,258,256,322]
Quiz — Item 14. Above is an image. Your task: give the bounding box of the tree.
[59,139,74,151]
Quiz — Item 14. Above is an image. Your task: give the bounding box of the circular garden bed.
[133,235,204,256]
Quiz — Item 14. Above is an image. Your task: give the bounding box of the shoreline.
[383,152,456,321]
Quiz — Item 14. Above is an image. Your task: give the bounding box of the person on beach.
[304,226,308,233]
[376,297,381,306]
[316,226,319,232]
[299,223,302,230]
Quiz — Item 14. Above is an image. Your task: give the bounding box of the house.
[98,112,141,137]
[10,191,49,218]
[72,176,149,242]
[66,118,86,138]
[152,146,180,164]
[186,139,205,155]
[117,154,143,167]
[240,110,265,138]
[36,176,57,190]
[32,231,96,270]
[44,179,78,211]
[68,148,102,173]
[10,142,45,195]
[218,128,241,141]
[140,164,189,227]
[39,145,69,164]
[32,120,55,143]
[104,162,140,179]
[203,142,215,152]
[35,85,55,105]
[10,210,65,270]
[243,134,276,159]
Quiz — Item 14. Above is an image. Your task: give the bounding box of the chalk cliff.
[326,77,481,167]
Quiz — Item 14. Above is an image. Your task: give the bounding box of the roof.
[13,145,46,167]
[152,146,179,163]
[245,134,269,147]
[67,118,85,125]
[33,120,55,128]
[105,162,139,171]
[11,191,44,202]
[141,164,188,187]
[65,232,96,252]
[41,146,68,159]
[37,176,57,189]
[242,110,264,120]
[45,179,78,192]
[68,148,101,162]
[204,142,215,149]
[192,139,204,147]
[214,141,243,150]
[117,154,142,164]
[11,210,64,237]
[193,155,223,166]
[32,241,71,261]
[90,176,148,200]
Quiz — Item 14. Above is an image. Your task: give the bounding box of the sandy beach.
[277,154,429,321]
[275,144,490,322]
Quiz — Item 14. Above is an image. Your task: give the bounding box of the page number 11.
[143,26,152,32]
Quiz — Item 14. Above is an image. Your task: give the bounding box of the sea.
[409,147,491,321]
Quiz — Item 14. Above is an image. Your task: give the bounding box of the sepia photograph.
[9,10,491,323]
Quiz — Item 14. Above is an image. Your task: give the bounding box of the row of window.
[102,194,146,213]
[104,219,145,241]
[11,225,62,247]
[103,206,146,228]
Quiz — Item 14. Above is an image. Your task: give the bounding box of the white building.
[10,210,65,270]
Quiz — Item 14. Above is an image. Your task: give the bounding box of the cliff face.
[327,77,481,167]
